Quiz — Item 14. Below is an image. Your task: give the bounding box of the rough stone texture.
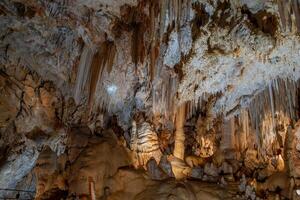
[106,168,241,200]
[1,0,300,199]
[33,128,131,199]
[130,120,162,168]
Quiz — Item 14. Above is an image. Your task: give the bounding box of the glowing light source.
[106,84,117,95]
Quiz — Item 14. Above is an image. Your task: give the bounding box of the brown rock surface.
[1,1,300,199]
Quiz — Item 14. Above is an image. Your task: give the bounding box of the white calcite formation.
[1,0,300,199]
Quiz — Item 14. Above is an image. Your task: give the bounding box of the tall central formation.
[174,103,186,160]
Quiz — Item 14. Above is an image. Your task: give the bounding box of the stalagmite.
[276,153,285,171]
[285,125,294,176]
[185,155,206,168]
[89,177,96,200]
[198,137,214,158]
[130,117,162,168]
[174,103,186,160]
[167,155,191,179]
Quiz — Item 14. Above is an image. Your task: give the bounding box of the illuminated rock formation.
[1,0,300,199]
[130,115,162,168]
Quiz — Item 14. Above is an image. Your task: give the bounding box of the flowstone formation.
[1,0,300,199]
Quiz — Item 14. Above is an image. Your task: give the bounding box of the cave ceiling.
[1,0,300,199]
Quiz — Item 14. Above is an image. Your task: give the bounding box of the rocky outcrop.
[34,128,131,199]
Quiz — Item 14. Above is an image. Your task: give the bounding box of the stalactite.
[236,78,300,154]
[221,118,235,151]
[149,1,160,81]
[241,109,250,142]
[159,0,168,39]
[285,0,293,31]
[278,0,287,31]
[149,42,159,81]
[152,69,178,119]
[186,100,193,120]
[110,0,190,118]
[131,22,145,67]
[261,113,278,153]
[248,78,299,135]
[158,0,190,40]
[88,50,103,110]
[237,109,249,152]
[149,0,159,42]
[88,41,116,111]
[292,0,300,31]
[106,42,116,74]
[277,0,300,32]
[148,0,191,118]
[73,45,94,104]
[269,83,276,138]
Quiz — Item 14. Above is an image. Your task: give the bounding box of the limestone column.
[173,103,186,160]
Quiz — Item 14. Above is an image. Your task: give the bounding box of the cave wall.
[1,0,300,199]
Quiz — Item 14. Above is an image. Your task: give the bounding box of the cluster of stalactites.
[159,0,191,37]
[72,0,193,118]
[185,94,212,120]
[277,0,300,32]
[184,78,299,156]
[89,41,116,112]
[73,41,116,113]
[74,45,95,105]
[237,78,299,151]
[151,0,192,118]
[152,71,178,119]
